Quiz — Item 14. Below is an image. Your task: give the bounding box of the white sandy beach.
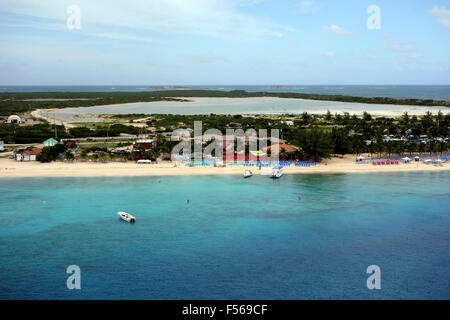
[1,156,448,178]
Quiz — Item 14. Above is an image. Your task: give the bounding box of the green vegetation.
[1,90,448,116]
[68,123,140,138]
[0,123,141,143]
[37,143,68,162]
[145,114,272,133]
[0,92,187,115]
[146,111,449,161]
[2,111,449,162]
[0,123,68,143]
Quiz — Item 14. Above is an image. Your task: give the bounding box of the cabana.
[43,138,58,147]
[401,157,411,163]
[250,151,266,162]
[263,143,298,159]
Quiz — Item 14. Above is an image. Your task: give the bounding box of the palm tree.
[280,147,288,160]
[425,143,432,156]
[385,141,394,159]
[406,142,415,156]
[402,112,409,127]
[368,142,375,159]
[396,141,406,158]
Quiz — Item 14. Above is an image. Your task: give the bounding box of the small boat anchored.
[269,166,284,179]
[117,211,136,223]
[244,170,253,178]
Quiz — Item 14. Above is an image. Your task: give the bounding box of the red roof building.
[132,139,157,161]
[15,146,42,161]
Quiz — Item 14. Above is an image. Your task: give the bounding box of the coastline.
[1,156,448,178]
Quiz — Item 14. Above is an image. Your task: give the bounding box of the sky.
[0,0,449,85]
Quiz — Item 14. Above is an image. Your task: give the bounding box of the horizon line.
[1,84,450,87]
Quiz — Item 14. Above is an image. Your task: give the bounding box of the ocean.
[1,85,450,101]
[0,171,449,299]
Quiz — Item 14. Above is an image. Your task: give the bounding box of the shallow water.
[0,172,449,299]
[46,97,448,122]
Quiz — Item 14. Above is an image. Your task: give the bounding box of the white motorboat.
[117,211,136,223]
[269,168,283,179]
[244,170,253,178]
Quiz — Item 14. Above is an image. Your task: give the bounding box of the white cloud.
[323,24,350,35]
[238,0,265,6]
[0,0,284,40]
[428,6,450,27]
[384,37,420,59]
[179,52,228,64]
[299,1,322,14]
[86,33,154,43]
[382,35,422,71]
[323,51,337,65]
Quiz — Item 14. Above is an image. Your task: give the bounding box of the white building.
[7,115,23,124]
[14,146,42,161]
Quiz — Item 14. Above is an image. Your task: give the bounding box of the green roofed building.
[43,138,58,147]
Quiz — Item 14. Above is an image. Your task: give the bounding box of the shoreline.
[1,156,448,178]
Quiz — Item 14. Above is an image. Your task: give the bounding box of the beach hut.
[132,139,157,161]
[250,150,266,162]
[0,140,3,152]
[263,143,298,160]
[43,138,58,147]
[15,146,42,161]
[401,157,411,163]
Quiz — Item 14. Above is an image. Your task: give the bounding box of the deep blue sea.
[0,172,449,300]
[1,85,450,101]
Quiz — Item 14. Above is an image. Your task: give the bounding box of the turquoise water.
[0,172,449,299]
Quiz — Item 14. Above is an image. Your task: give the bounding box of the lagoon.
[43,97,448,123]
